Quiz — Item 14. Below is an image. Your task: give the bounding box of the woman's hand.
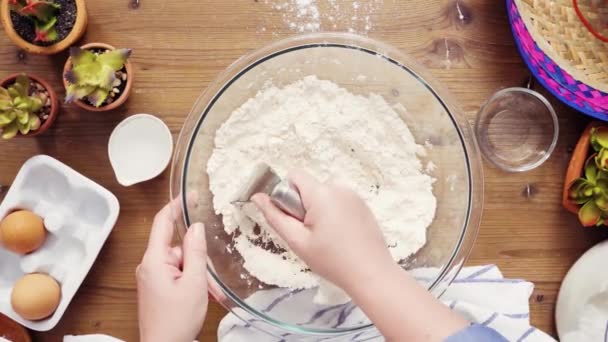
[253,171,469,341]
[136,199,209,342]
[251,171,394,291]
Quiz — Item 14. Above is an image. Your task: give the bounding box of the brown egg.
[11,274,61,321]
[0,210,46,254]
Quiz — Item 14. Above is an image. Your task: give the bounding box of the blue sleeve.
[445,324,508,342]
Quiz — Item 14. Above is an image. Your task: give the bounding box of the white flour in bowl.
[207,76,436,304]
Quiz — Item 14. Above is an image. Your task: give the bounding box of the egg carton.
[0,155,120,331]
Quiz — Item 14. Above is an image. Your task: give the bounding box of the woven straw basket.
[515,0,608,92]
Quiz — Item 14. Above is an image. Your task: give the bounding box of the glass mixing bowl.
[170,33,483,339]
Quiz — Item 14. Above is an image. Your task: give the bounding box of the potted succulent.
[563,122,608,226]
[63,43,133,112]
[0,73,59,139]
[1,0,87,55]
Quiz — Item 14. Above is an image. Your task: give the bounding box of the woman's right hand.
[253,170,471,342]
[251,171,394,291]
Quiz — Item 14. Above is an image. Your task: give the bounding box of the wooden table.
[2,0,608,340]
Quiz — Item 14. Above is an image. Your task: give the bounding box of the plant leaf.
[1,121,18,139]
[69,47,96,66]
[63,69,77,84]
[37,15,57,31]
[579,200,602,227]
[584,185,596,197]
[0,88,10,100]
[69,64,115,91]
[44,27,58,41]
[596,195,608,211]
[20,1,60,22]
[15,100,29,110]
[0,112,16,127]
[596,149,608,172]
[65,84,95,103]
[30,97,42,113]
[71,63,103,86]
[14,74,30,96]
[593,127,608,149]
[597,178,608,190]
[29,115,41,131]
[87,88,110,108]
[0,100,11,111]
[7,87,19,98]
[98,66,116,89]
[573,197,591,204]
[97,49,131,71]
[17,119,31,135]
[585,155,598,184]
[16,110,29,124]
[591,128,602,152]
[569,178,590,199]
[34,17,58,42]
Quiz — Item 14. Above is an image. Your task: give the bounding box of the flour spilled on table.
[207,76,436,305]
[261,0,384,34]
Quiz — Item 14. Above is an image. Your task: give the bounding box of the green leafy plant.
[0,75,44,139]
[9,0,61,43]
[64,47,132,107]
[569,127,608,226]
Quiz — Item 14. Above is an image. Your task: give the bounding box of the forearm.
[345,261,469,342]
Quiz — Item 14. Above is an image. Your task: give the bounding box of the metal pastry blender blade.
[231,163,306,221]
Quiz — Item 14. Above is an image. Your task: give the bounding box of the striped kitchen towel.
[218,265,556,342]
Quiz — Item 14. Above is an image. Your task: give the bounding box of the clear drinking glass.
[170,33,484,339]
[475,87,559,172]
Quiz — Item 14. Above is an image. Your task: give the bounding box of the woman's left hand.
[136,199,209,342]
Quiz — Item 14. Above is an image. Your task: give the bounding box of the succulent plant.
[0,75,44,139]
[569,127,608,226]
[64,47,132,108]
[591,127,608,172]
[10,0,61,43]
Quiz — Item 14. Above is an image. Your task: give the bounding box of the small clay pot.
[0,73,60,138]
[63,42,134,112]
[562,121,605,214]
[0,0,88,55]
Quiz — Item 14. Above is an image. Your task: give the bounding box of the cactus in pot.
[568,127,608,226]
[1,0,88,55]
[64,46,132,109]
[9,0,60,43]
[0,74,46,139]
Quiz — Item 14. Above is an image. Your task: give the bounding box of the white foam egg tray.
[0,155,120,331]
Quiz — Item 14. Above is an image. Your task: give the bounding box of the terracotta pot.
[0,0,87,55]
[0,73,60,138]
[63,42,134,112]
[562,121,605,214]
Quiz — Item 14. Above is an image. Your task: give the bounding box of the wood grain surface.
[1,0,608,340]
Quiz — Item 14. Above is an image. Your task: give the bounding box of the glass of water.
[475,87,559,172]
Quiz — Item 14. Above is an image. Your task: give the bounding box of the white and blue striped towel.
[59,265,557,342]
[218,265,557,342]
